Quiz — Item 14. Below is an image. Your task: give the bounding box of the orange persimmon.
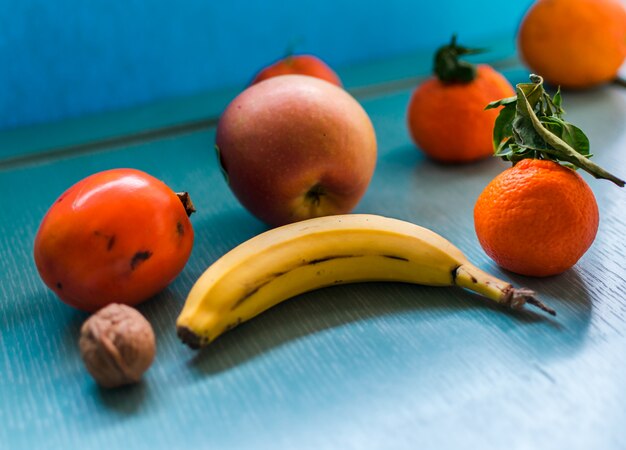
[34,168,195,311]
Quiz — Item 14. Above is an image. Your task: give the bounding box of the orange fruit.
[34,169,195,311]
[518,0,626,89]
[251,54,342,87]
[474,159,599,277]
[407,64,515,163]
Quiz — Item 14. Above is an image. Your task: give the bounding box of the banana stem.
[525,296,557,316]
[505,287,556,316]
[454,264,556,315]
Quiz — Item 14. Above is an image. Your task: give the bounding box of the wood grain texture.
[0,62,625,449]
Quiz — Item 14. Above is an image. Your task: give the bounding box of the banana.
[177,214,555,349]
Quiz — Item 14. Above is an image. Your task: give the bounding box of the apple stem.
[305,184,325,206]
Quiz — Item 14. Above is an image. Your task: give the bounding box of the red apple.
[251,54,342,87]
[215,75,377,227]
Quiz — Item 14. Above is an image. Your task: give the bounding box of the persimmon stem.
[176,192,196,217]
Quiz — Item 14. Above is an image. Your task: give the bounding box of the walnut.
[79,303,156,388]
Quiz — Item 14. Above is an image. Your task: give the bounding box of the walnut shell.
[79,303,155,388]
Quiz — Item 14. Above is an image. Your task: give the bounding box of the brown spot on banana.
[230,272,287,310]
[308,255,355,265]
[222,317,243,334]
[229,254,411,311]
[382,255,409,262]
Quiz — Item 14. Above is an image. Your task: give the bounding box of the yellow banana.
[177,214,555,348]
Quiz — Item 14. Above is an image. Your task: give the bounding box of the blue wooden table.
[1,42,625,449]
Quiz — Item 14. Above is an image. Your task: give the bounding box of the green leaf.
[492,103,516,150]
[486,95,517,110]
[516,79,544,111]
[541,116,590,157]
[433,35,483,84]
[517,87,624,186]
[486,74,624,187]
[552,88,562,109]
[512,114,546,151]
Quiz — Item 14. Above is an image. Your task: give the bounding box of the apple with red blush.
[215,75,377,227]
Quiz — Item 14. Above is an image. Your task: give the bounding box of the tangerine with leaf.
[474,75,624,277]
[407,36,515,163]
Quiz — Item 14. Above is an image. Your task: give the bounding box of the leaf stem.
[517,89,625,187]
[433,35,482,83]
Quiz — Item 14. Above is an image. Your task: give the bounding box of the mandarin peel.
[474,159,600,277]
[518,0,626,89]
[407,36,515,164]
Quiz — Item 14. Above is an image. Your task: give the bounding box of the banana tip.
[177,326,205,350]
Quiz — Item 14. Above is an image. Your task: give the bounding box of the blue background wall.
[0,0,534,131]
